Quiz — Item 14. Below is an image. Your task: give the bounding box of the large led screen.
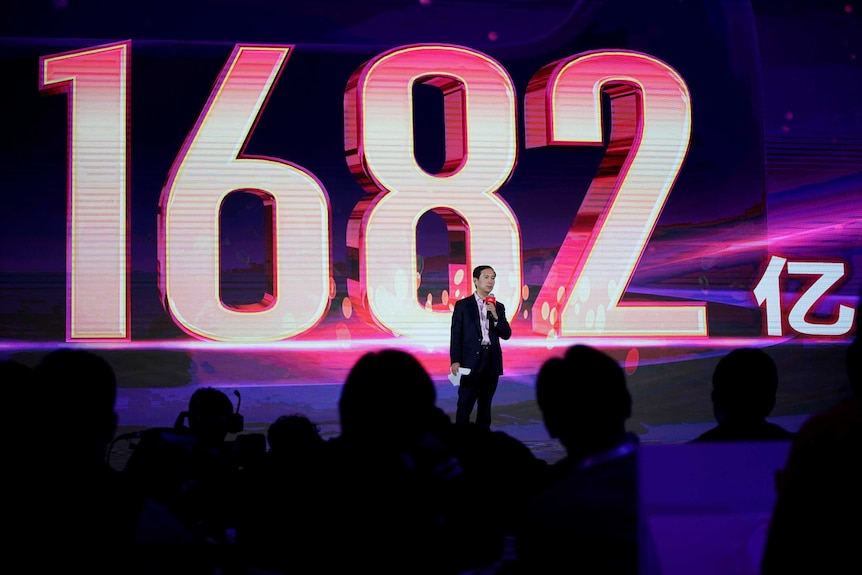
[1,0,859,444]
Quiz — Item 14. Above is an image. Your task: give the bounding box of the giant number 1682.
[40,41,756,343]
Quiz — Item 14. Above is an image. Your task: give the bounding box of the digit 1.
[40,41,131,341]
[525,50,707,337]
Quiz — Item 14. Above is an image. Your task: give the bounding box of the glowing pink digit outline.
[40,41,131,342]
[158,45,332,342]
[525,49,707,337]
[344,43,522,340]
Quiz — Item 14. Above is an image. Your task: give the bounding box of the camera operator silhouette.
[122,387,254,548]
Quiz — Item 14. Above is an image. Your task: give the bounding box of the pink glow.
[158,45,331,342]
[344,44,522,340]
[525,50,706,337]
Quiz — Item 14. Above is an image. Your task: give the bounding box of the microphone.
[486,294,496,322]
[229,389,244,433]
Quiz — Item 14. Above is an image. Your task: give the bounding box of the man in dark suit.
[450,265,512,430]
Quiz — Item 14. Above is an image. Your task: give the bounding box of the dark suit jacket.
[450,294,512,376]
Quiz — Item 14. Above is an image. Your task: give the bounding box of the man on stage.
[449,265,512,430]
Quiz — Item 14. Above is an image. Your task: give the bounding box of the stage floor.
[5,339,849,468]
[106,361,828,470]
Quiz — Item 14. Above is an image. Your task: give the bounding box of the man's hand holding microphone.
[485,294,498,322]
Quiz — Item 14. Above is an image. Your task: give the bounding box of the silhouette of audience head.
[267,413,324,454]
[23,352,152,569]
[846,332,860,396]
[535,344,632,457]
[845,285,860,396]
[1,358,34,385]
[182,387,239,447]
[33,348,119,460]
[711,347,779,423]
[3,359,36,450]
[338,348,436,450]
[518,345,639,575]
[759,301,861,575]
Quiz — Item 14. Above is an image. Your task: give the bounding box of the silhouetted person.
[760,322,861,574]
[426,407,549,571]
[3,359,36,457]
[123,386,243,556]
[501,344,640,575]
[323,348,466,574]
[693,347,794,442]
[235,412,328,574]
[266,412,325,455]
[19,349,144,573]
[450,265,512,429]
[1,357,33,384]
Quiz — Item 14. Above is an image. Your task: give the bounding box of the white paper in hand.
[448,367,471,387]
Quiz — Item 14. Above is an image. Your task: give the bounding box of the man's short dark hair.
[473,265,494,279]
